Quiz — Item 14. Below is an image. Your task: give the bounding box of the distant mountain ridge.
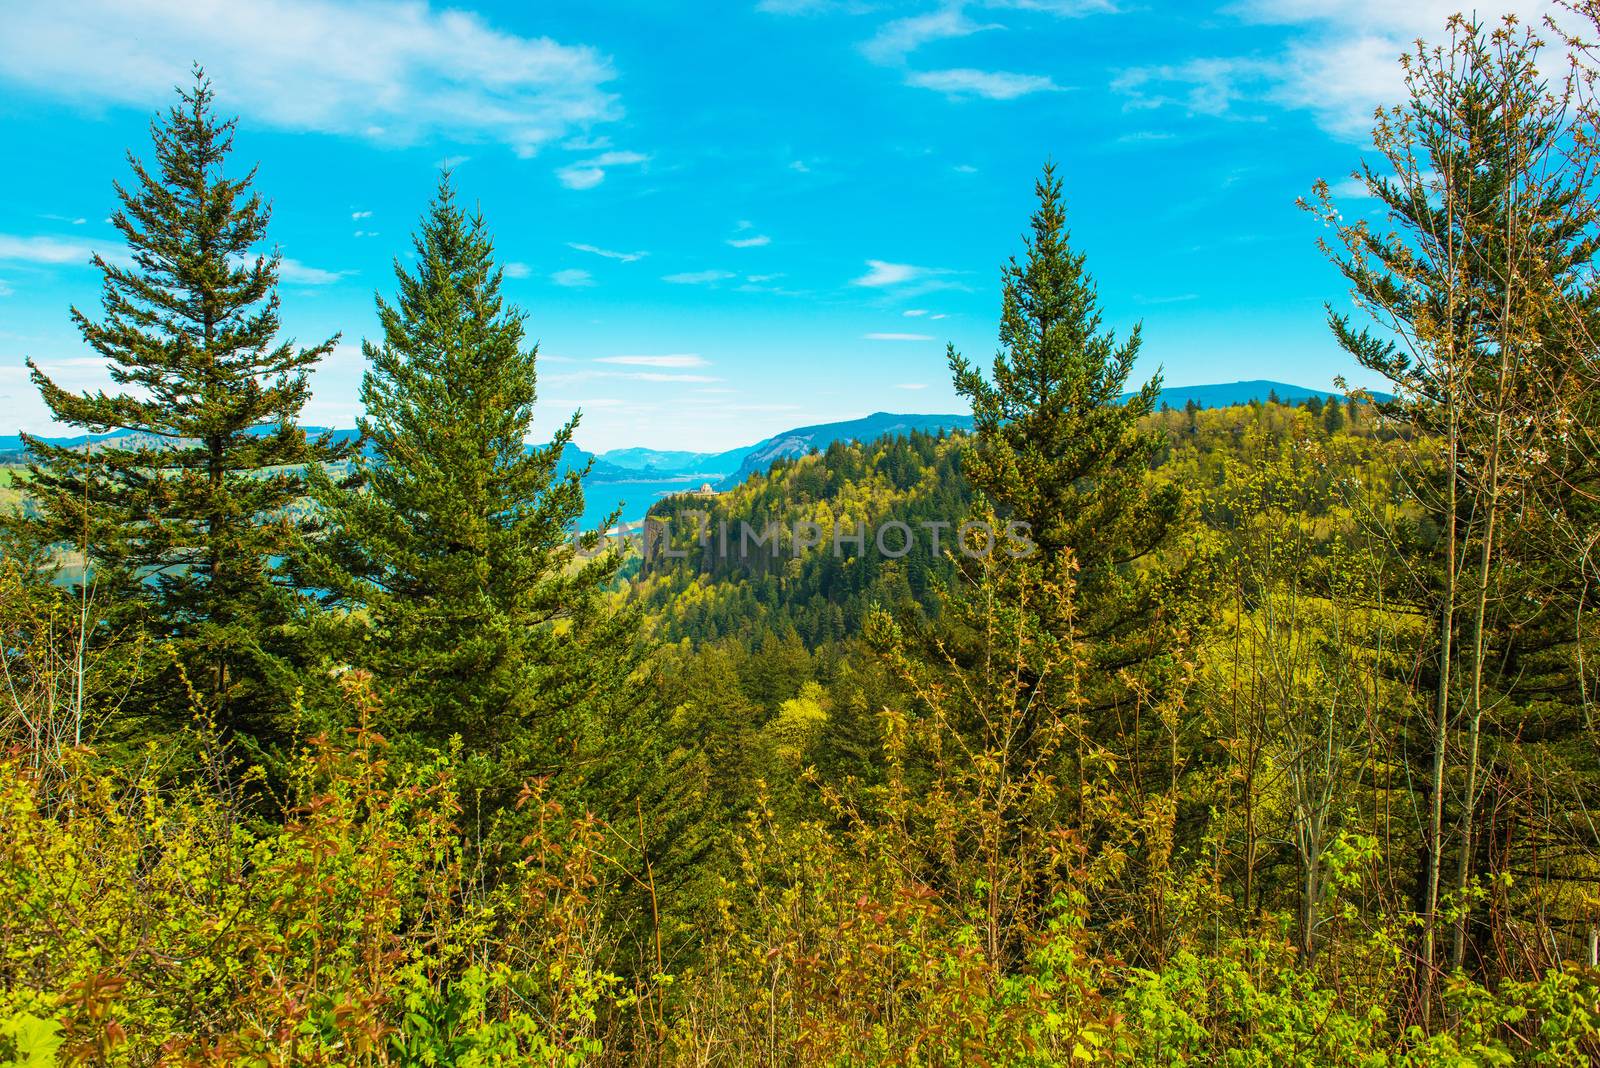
[712,411,975,490]
[4,381,1379,489]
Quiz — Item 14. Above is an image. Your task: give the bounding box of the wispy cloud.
[1113,58,1272,120]
[547,368,721,384]
[862,8,999,65]
[568,242,647,262]
[903,309,928,317]
[727,220,771,248]
[0,0,620,157]
[757,0,848,12]
[1110,2,1569,140]
[0,233,109,265]
[865,332,936,341]
[278,258,351,285]
[663,269,735,285]
[1114,130,1176,146]
[860,1,1087,102]
[1328,176,1375,200]
[907,68,1061,99]
[596,354,707,368]
[987,0,1118,14]
[551,268,595,287]
[852,260,953,289]
[789,159,811,173]
[557,149,649,190]
[503,262,533,279]
[351,210,372,220]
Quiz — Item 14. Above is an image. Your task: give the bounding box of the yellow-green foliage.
[0,674,623,1065]
[0,467,26,515]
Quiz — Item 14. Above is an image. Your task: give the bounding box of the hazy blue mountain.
[717,411,975,489]
[1147,379,1386,409]
[597,445,748,479]
[0,426,362,464]
[3,382,1384,482]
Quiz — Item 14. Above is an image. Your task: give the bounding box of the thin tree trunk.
[1423,405,1459,1020]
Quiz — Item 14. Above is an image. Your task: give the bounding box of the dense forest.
[5,12,1600,1065]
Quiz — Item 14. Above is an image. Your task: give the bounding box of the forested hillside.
[4,14,1600,1066]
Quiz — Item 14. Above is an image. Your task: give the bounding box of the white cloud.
[596,354,707,368]
[0,233,114,266]
[907,68,1061,99]
[0,279,12,298]
[930,313,948,319]
[351,210,372,220]
[1113,57,1273,119]
[546,368,721,385]
[503,261,533,278]
[862,8,1000,66]
[986,0,1118,13]
[556,149,648,190]
[663,269,735,284]
[1328,176,1374,199]
[568,242,646,262]
[551,268,595,287]
[727,234,771,248]
[852,259,950,288]
[865,332,936,341]
[0,0,620,157]
[789,159,811,173]
[757,0,845,12]
[953,163,978,173]
[903,308,928,317]
[1116,2,1574,141]
[278,258,351,285]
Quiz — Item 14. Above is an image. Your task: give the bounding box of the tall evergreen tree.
[16,70,351,743]
[1310,15,1600,991]
[937,165,1192,969]
[948,163,1181,668]
[304,176,632,800]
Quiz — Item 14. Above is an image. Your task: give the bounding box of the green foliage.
[12,71,353,746]
[948,162,1177,571]
[0,675,628,1064]
[298,177,655,851]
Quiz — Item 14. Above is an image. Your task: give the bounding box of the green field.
[0,465,25,510]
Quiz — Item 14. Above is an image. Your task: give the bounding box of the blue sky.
[0,0,1564,453]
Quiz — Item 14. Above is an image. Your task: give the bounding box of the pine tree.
[938,166,1192,963]
[304,176,631,801]
[17,70,351,743]
[1310,15,1600,991]
[948,163,1180,646]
